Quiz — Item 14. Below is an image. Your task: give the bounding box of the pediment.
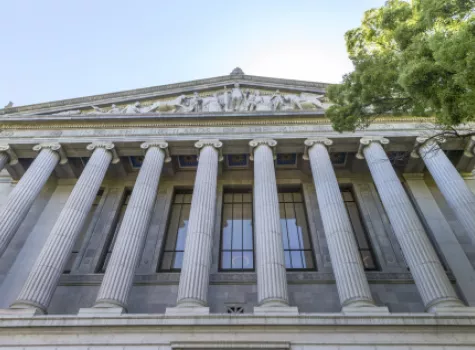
[0,70,331,117]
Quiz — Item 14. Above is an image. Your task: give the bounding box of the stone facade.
[0,69,475,348]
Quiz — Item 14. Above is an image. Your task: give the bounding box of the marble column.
[305,138,380,311]
[92,142,169,313]
[169,139,221,313]
[359,137,464,312]
[250,139,296,314]
[0,143,66,258]
[10,142,117,314]
[416,137,475,239]
[0,148,9,171]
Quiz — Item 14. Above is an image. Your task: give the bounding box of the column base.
[342,305,390,315]
[78,307,125,316]
[165,306,210,315]
[253,306,299,316]
[430,306,475,316]
[0,308,43,317]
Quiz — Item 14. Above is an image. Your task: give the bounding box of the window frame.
[219,187,255,272]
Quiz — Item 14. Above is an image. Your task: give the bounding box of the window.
[279,189,315,270]
[220,189,254,271]
[159,191,192,271]
[97,190,131,273]
[341,188,378,270]
[64,189,104,273]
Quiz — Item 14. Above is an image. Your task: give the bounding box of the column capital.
[249,138,277,161]
[194,139,223,161]
[410,136,446,159]
[303,138,333,160]
[356,137,389,159]
[0,144,18,165]
[140,141,171,162]
[86,142,120,164]
[463,136,475,158]
[32,143,68,165]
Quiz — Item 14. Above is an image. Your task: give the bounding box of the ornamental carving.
[43,86,327,116]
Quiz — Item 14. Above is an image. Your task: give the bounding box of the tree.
[326,0,475,132]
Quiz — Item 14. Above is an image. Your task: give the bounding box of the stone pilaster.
[359,137,464,312]
[415,137,475,240]
[305,138,384,313]
[91,141,170,313]
[168,139,221,314]
[250,139,297,315]
[0,143,65,258]
[10,142,115,314]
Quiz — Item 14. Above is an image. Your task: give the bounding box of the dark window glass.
[159,190,192,271]
[341,188,378,270]
[220,189,254,271]
[97,190,131,273]
[278,189,315,270]
[64,189,104,274]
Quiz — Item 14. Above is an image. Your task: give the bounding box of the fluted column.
[416,137,475,239]
[0,143,66,258]
[173,139,222,310]
[250,139,291,310]
[0,145,10,171]
[10,142,118,314]
[93,141,170,312]
[304,138,376,310]
[359,137,464,311]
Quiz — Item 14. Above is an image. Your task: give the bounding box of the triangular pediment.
[0,70,331,117]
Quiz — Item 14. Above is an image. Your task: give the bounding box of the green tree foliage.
[326,0,475,132]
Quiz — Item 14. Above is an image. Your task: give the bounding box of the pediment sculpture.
[49,84,326,116]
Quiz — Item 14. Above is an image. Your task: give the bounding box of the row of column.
[0,136,474,314]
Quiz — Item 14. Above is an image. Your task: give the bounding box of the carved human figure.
[271,90,284,111]
[231,83,244,111]
[300,93,325,109]
[108,104,123,114]
[222,86,231,111]
[124,102,143,114]
[205,93,223,112]
[187,92,203,113]
[247,90,258,111]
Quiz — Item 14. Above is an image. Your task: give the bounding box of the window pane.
[290,250,304,269]
[221,203,233,250]
[232,203,243,250]
[242,203,253,250]
[295,202,311,249]
[221,251,231,269]
[231,251,243,269]
[174,194,184,204]
[279,203,290,250]
[285,203,301,250]
[233,193,243,203]
[175,204,190,251]
[242,251,254,269]
[283,193,293,203]
[224,193,233,204]
[183,194,193,203]
[346,202,369,249]
[284,251,292,268]
[173,252,184,269]
[242,193,252,203]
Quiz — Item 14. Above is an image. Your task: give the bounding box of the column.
[416,137,475,239]
[305,138,385,312]
[10,142,117,314]
[90,142,169,313]
[0,143,66,259]
[0,146,10,171]
[359,137,464,312]
[167,139,221,314]
[250,139,297,314]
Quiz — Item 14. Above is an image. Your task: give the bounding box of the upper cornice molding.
[0,73,329,117]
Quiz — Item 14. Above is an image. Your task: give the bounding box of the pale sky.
[0,0,386,107]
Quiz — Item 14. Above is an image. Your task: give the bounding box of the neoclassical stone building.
[1,68,475,349]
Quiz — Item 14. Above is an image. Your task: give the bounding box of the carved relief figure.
[230,83,243,111]
[108,104,123,114]
[222,86,231,111]
[271,90,284,111]
[204,93,223,112]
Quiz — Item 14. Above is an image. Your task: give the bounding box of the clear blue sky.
[0,0,386,107]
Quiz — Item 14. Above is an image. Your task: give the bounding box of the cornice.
[0,116,437,130]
